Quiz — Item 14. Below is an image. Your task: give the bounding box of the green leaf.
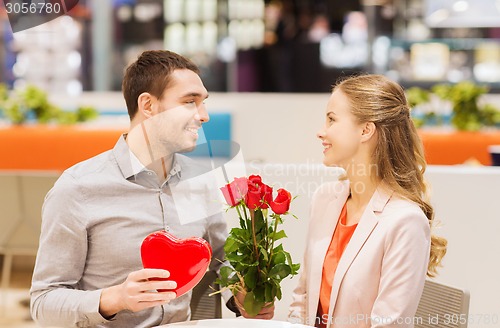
[239,217,246,229]
[265,283,274,303]
[284,250,293,265]
[229,227,248,240]
[76,106,98,122]
[253,209,266,233]
[253,285,265,303]
[224,237,239,254]
[217,266,235,287]
[269,263,291,280]
[258,245,269,262]
[244,266,258,289]
[273,244,284,253]
[273,282,283,300]
[271,251,286,266]
[271,230,287,241]
[243,291,265,317]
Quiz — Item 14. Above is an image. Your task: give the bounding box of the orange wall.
[1,126,499,171]
[0,126,124,171]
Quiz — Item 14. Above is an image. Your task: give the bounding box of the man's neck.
[148,156,174,182]
[125,125,174,181]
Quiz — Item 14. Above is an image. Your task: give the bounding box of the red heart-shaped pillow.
[141,230,212,297]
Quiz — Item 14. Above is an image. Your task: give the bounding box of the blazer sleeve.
[371,209,431,327]
[288,247,309,324]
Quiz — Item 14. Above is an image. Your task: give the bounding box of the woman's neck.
[344,173,379,225]
[347,174,378,206]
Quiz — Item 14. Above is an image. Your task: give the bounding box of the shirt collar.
[113,134,182,181]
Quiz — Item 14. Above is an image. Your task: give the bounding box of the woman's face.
[317,89,365,169]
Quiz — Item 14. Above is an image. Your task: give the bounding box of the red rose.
[248,175,262,186]
[220,177,248,206]
[270,188,292,214]
[260,184,273,209]
[245,175,273,210]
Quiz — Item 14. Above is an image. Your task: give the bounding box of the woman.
[288,75,447,328]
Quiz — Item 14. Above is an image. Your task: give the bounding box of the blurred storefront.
[0,0,500,93]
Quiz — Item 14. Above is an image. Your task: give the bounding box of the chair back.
[415,279,470,328]
[0,171,59,253]
[0,173,23,250]
[190,270,222,320]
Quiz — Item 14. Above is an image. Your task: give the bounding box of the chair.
[415,279,470,328]
[0,171,59,308]
[190,270,222,320]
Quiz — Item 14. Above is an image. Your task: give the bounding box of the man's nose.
[196,104,209,123]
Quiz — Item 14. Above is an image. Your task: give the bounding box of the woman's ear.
[360,122,376,142]
[137,92,154,118]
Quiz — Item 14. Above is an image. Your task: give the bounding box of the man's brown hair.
[122,50,200,119]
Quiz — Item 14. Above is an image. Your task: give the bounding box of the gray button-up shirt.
[31,135,231,327]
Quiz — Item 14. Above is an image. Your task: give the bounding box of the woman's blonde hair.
[334,74,447,277]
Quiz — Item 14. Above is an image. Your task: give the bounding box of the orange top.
[317,202,358,328]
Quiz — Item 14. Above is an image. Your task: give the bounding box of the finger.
[144,280,177,291]
[132,269,170,281]
[254,310,275,320]
[254,313,274,320]
[259,304,275,314]
[137,291,176,303]
[131,297,175,312]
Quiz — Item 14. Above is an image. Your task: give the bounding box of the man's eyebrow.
[326,111,336,115]
[181,92,209,99]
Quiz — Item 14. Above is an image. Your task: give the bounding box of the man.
[30,50,273,327]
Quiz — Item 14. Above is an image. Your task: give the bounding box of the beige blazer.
[289,180,430,328]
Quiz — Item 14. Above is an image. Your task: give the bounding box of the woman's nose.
[317,128,325,140]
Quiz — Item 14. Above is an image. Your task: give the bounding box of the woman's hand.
[99,269,177,318]
[234,290,275,320]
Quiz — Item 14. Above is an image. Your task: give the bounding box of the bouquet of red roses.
[217,175,300,316]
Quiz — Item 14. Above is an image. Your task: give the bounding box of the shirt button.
[147,172,153,176]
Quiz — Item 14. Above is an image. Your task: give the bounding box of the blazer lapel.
[326,186,393,322]
[307,181,350,325]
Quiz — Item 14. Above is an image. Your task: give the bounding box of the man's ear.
[137,92,154,118]
[360,122,376,142]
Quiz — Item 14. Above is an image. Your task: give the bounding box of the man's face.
[144,69,209,160]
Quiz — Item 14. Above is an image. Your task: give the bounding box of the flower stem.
[250,210,261,276]
[267,214,280,270]
[242,205,250,232]
[235,203,245,229]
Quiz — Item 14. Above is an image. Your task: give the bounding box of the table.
[159,318,312,328]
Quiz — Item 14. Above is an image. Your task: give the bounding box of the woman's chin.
[322,157,337,167]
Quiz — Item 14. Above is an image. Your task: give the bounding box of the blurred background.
[1,0,500,94]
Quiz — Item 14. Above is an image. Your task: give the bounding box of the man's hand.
[99,269,177,318]
[234,290,275,320]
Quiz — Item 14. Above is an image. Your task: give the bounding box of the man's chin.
[177,144,197,153]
